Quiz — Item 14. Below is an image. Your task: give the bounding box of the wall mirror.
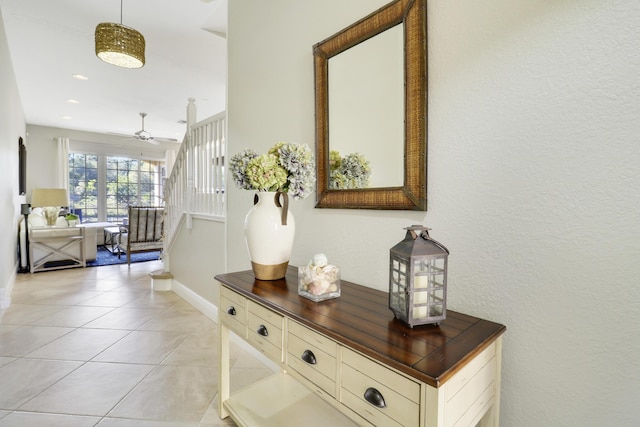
[314,0,427,210]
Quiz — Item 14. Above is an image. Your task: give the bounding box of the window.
[69,153,98,222]
[69,152,164,223]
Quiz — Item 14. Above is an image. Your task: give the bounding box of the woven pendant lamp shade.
[95,22,145,68]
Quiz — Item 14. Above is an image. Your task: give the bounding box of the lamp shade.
[95,22,145,68]
[31,188,69,208]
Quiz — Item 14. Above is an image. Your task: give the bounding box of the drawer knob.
[226,306,236,316]
[364,387,386,408]
[257,324,269,337]
[301,349,317,365]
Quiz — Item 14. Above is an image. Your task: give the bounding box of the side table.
[103,226,124,256]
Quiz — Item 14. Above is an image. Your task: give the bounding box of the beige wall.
[227,1,640,425]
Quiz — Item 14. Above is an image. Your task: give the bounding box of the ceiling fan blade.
[108,131,129,137]
[153,137,179,143]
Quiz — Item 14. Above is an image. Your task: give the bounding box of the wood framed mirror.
[314,0,427,210]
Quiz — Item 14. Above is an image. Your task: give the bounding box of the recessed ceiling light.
[66,99,80,104]
[72,74,88,80]
[62,116,72,120]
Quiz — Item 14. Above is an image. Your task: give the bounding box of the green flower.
[329,150,342,171]
[246,154,288,191]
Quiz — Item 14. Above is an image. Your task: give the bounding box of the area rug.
[86,246,161,267]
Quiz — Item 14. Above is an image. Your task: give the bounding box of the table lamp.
[31,188,69,226]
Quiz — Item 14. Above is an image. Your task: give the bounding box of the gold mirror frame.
[314,0,427,210]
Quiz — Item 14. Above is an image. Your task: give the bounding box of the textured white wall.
[0,9,26,305]
[227,1,640,425]
[427,1,640,425]
[169,217,226,307]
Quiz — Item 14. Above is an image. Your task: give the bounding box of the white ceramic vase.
[244,191,295,280]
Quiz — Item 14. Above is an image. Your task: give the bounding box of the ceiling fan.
[131,112,177,144]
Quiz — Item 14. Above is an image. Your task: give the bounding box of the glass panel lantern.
[389,225,449,327]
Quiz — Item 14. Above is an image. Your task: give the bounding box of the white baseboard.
[171,279,219,322]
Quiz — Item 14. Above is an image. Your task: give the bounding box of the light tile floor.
[0,261,274,426]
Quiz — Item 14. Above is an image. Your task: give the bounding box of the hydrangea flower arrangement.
[229,142,315,200]
[329,150,371,190]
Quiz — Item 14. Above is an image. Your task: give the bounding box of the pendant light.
[95,0,145,68]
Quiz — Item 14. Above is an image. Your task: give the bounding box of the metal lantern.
[389,225,449,327]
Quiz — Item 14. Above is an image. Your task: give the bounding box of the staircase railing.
[164,106,226,249]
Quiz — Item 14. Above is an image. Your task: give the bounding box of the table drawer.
[341,348,420,427]
[286,321,338,397]
[220,287,247,338]
[247,301,283,362]
[341,388,404,427]
[221,285,247,307]
[248,300,283,327]
[288,320,338,357]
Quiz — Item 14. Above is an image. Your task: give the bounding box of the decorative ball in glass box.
[298,254,341,302]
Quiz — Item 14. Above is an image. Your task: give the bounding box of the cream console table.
[29,227,85,273]
[216,268,506,427]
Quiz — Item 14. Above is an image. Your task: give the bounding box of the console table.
[29,227,85,273]
[216,267,506,427]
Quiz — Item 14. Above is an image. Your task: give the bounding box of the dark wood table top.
[215,267,506,387]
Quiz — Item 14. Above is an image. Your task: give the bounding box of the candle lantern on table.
[389,225,449,327]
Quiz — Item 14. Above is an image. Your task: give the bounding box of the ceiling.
[0,0,227,144]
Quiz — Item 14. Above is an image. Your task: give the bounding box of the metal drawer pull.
[364,387,386,408]
[257,324,269,336]
[301,349,317,365]
[226,306,236,316]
